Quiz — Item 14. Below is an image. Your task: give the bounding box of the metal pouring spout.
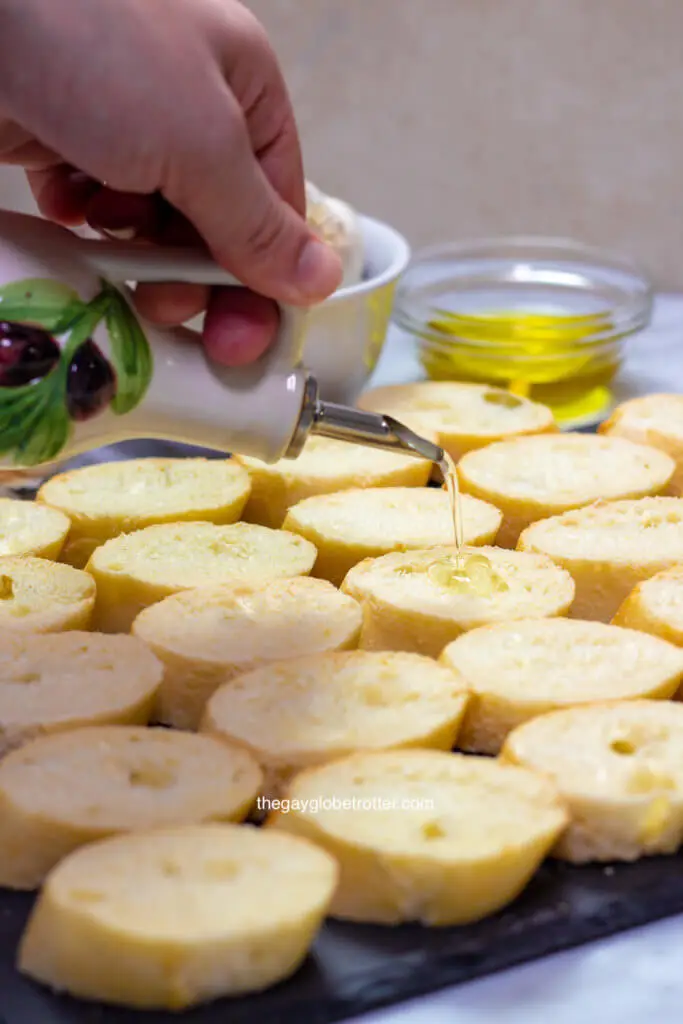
[310,400,445,463]
[284,375,445,464]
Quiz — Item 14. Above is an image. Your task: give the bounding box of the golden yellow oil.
[422,309,622,426]
[422,452,508,597]
[439,451,464,554]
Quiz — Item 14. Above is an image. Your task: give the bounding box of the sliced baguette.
[0,497,70,560]
[441,618,683,754]
[341,545,575,657]
[0,632,162,757]
[37,458,251,568]
[457,433,674,547]
[268,749,567,925]
[133,577,362,730]
[283,487,502,586]
[87,521,317,633]
[502,700,683,862]
[599,393,683,495]
[519,496,683,622]
[0,725,262,889]
[612,564,683,648]
[200,651,469,796]
[18,824,337,1009]
[0,556,95,633]
[235,436,433,529]
[357,381,556,462]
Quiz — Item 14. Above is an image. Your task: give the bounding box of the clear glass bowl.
[392,238,653,427]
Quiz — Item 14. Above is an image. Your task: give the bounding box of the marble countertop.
[347,293,683,1024]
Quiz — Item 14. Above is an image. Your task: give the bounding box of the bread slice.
[200,651,469,796]
[357,381,557,462]
[0,556,95,633]
[0,631,162,757]
[87,521,317,633]
[341,545,575,657]
[283,487,502,586]
[457,433,674,547]
[600,393,683,495]
[0,725,263,889]
[235,436,433,529]
[613,565,683,645]
[518,496,683,622]
[18,823,337,1009]
[502,700,683,862]
[268,749,567,925]
[440,618,683,754]
[133,577,363,730]
[0,497,70,560]
[37,458,251,568]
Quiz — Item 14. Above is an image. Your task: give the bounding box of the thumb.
[162,91,342,306]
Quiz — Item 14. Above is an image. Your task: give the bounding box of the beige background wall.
[2,0,682,288]
[249,0,683,289]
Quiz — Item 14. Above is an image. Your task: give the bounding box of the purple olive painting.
[0,278,152,466]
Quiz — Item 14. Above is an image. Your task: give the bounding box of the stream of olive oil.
[441,452,464,556]
[425,453,508,596]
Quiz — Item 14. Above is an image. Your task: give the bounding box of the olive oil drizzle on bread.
[427,453,507,597]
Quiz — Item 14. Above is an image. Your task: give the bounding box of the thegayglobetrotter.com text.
[257,796,435,814]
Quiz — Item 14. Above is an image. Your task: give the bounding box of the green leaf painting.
[103,284,154,415]
[0,277,153,466]
[0,278,86,333]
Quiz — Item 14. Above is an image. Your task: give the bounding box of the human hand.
[0,0,342,365]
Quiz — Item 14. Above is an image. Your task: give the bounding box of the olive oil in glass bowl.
[392,239,653,428]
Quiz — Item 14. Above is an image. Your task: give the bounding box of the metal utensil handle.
[78,237,307,371]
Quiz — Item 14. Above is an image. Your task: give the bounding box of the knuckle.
[230,4,272,55]
[163,96,245,190]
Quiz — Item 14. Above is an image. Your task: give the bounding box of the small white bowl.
[302,214,411,404]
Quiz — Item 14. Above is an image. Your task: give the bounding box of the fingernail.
[295,237,343,299]
[98,226,138,241]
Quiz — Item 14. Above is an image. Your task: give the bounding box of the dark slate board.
[3,854,683,1024]
[5,424,678,1024]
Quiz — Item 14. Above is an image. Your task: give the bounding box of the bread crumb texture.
[613,565,683,646]
[18,823,337,1009]
[201,650,469,794]
[342,545,575,657]
[133,577,362,730]
[458,432,674,547]
[87,521,317,632]
[236,436,432,528]
[519,497,683,622]
[0,631,163,757]
[269,749,567,925]
[0,725,263,889]
[38,458,251,568]
[357,381,556,460]
[600,393,683,495]
[502,700,683,862]
[0,497,70,560]
[441,618,683,754]
[283,486,502,585]
[0,556,95,633]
